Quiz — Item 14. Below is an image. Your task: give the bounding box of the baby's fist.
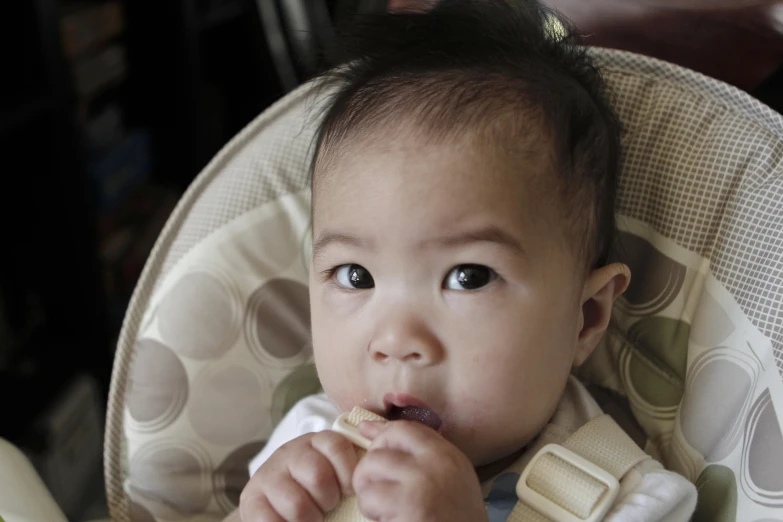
[353,421,488,522]
[240,431,359,522]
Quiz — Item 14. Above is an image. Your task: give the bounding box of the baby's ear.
[573,263,631,368]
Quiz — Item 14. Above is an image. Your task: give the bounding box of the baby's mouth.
[388,406,443,431]
[384,395,444,432]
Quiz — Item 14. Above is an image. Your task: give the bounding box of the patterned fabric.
[104,48,783,522]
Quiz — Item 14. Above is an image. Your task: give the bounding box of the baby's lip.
[382,393,444,433]
[383,393,432,412]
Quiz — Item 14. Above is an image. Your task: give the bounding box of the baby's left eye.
[443,265,498,291]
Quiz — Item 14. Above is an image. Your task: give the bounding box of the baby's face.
[310,130,585,467]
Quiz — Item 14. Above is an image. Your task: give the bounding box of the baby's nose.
[371,344,426,363]
[368,319,443,366]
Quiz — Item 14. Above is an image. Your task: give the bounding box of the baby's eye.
[444,264,497,291]
[334,264,375,289]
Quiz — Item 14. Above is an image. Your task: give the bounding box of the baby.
[239,1,698,521]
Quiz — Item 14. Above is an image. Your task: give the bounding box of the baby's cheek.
[453,366,550,448]
[449,387,504,439]
[319,377,362,414]
[321,290,369,317]
[331,392,359,414]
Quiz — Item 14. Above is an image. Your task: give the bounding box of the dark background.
[0,0,781,519]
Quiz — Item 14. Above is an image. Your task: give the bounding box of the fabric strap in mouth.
[332,407,386,450]
[344,407,386,426]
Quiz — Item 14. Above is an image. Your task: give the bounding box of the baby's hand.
[239,431,359,522]
[353,421,488,522]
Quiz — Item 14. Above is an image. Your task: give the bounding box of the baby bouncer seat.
[105,47,783,522]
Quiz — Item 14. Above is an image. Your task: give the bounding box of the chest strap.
[510,414,650,522]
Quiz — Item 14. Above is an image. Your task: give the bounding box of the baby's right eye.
[334,264,375,289]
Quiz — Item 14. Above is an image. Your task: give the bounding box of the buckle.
[332,412,372,450]
[516,444,620,522]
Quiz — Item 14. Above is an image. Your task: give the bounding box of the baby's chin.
[459,434,536,468]
[467,440,525,482]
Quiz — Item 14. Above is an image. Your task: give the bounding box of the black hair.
[311,0,621,271]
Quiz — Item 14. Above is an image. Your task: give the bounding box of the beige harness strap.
[563,414,650,480]
[325,410,648,522]
[509,414,650,522]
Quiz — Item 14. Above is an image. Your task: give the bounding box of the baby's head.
[308,0,630,470]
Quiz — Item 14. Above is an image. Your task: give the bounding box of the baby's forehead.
[312,129,566,234]
[314,115,555,183]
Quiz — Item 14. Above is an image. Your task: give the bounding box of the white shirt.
[249,378,697,521]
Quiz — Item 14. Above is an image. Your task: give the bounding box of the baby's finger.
[310,430,360,496]
[267,476,323,522]
[238,492,285,522]
[355,480,401,522]
[288,449,341,512]
[353,448,417,492]
[363,420,443,456]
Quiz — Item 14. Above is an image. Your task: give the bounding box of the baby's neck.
[475,447,526,482]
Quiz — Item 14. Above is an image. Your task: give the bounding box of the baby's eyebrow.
[312,231,371,261]
[421,226,527,257]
